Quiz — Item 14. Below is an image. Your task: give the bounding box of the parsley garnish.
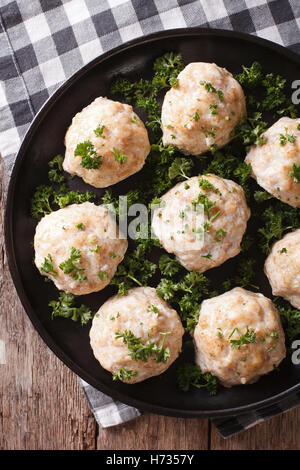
[275,300,300,342]
[41,254,58,277]
[192,110,200,121]
[112,368,138,381]
[74,140,103,169]
[159,254,181,277]
[59,247,87,282]
[168,157,194,181]
[231,112,267,149]
[223,258,257,291]
[279,128,296,146]
[254,190,273,203]
[115,329,170,363]
[94,123,105,138]
[111,52,184,132]
[110,239,157,295]
[30,185,54,219]
[157,271,210,332]
[290,163,300,183]
[258,203,300,253]
[229,327,256,349]
[98,271,108,280]
[209,103,218,115]
[112,147,128,164]
[53,184,95,209]
[90,245,101,253]
[235,62,263,88]
[199,81,224,101]
[177,363,218,395]
[76,223,85,230]
[49,292,93,325]
[48,154,64,183]
[214,229,227,242]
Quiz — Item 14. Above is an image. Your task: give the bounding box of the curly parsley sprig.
[49,292,94,325]
[115,329,171,363]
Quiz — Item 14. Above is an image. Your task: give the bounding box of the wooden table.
[1,157,299,450]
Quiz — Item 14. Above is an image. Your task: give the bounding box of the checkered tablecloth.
[1,0,300,439]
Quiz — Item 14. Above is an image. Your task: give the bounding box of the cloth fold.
[1,0,300,438]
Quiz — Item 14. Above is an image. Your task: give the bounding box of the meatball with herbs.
[161,62,246,155]
[63,97,151,188]
[265,228,300,309]
[245,117,300,207]
[34,202,128,295]
[90,287,184,383]
[194,287,286,387]
[151,174,250,273]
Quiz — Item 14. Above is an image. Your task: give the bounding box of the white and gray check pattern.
[1,0,300,438]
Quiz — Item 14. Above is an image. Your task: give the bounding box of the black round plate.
[5,28,300,418]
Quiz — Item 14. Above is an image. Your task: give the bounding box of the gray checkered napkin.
[1,0,300,438]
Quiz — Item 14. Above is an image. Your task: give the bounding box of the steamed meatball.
[63,97,150,188]
[194,288,286,387]
[89,287,184,383]
[265,229,300,308]
[151,175,250,272]
[34,202,127,295]
[161,63,246,155]
[245,117,300,207]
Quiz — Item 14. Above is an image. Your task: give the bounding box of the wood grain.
[0,154,299,450]
[210,408,300,450]
[97,415,209,450]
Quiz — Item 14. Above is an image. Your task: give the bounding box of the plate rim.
[4,27,300,418]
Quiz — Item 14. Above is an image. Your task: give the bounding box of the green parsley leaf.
[94,123,106,138]
[159,254,182,277]
[214,229,227,242]
[110,239,157,295]
[41,254,58,277]
[90,245,101,253]
[209,103,218,115]
[229,326,256,349]
[177,363,218,395]
[98,271,108,280]
[59,247,87,281]
[290,163,300,183]
[115,329,170,363]
[192,110,200,121]
[49,292,94,325]
[112,368,138,381]
[276,302,300,342]
[168,157,194,181]
[258,203,300,253]
[279,127,296,146]
[48,154,65,183]
[74,140,103,169]
[112,147,128,164]
[235,62,263,88]
[254,190,273,203]
[199,81,224,101]
[30,185,54,219]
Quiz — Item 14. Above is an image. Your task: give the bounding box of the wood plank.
[97,414,209,450]
[210,408,300,449]
[0,158,97,450]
